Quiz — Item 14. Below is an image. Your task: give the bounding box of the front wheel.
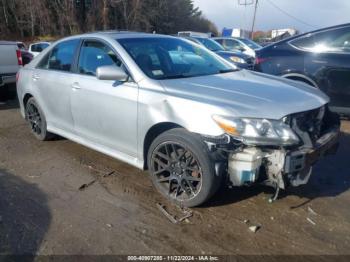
[147,128,218,207]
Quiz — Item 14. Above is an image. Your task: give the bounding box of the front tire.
[25,97,55,141]
[147,128,218,207]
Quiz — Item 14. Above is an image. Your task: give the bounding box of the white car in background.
[213,37,262,57]
[28,42,51,57]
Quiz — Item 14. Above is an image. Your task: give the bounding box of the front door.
[70,39,138,157]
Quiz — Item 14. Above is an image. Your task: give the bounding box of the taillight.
[255,57,268,65]
[16,49,23,66]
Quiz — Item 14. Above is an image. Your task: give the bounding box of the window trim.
[74,37,135,82]
[36,38,82,74]
[288,25,350,54]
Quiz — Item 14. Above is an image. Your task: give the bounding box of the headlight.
[229,56,246,64]
[212,115,300,146]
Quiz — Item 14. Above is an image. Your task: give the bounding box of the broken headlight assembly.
[212,115,300,146]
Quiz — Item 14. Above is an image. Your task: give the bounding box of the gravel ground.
[0,96,350,255]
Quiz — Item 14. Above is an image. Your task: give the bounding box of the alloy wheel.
[26,102,42,135]
[151,142,203,201]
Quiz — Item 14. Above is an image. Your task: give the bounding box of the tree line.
[0,0,218,40]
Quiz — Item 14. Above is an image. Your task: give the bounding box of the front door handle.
[32,74,40,81]
[71,82,81,90]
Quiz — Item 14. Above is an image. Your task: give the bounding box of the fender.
[281,72,319,88]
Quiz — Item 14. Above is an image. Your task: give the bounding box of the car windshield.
[194,37,225,52]
[118,37,236,80]
[238,38,261,50]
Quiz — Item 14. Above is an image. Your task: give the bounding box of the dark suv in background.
[255,23,350,115]
[182,36,255,69]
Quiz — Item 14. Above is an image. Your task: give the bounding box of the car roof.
[30,41,51,45]
[0,41,17,45]
[82,31,172,40]
[269,23,350,46]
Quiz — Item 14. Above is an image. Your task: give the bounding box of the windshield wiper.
[158,74,191,80]
[219,68,240,74]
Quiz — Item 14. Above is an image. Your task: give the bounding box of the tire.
[147,128,218,207]
[25,97,55,141]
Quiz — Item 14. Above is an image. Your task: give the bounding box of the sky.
[192,0,350,33]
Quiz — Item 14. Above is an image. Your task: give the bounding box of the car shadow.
[288,131,350,207]
[0,99,19,110]
[0,84,18,106]
[203,131,350,208]
[0,86,19,110]
[0,169,51,258]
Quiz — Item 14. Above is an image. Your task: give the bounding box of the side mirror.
[239,47,246,52]
[96,65,129,81]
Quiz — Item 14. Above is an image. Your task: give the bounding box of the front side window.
[118,37,235,80]
[39,43,50,51]
[225,39,244,49]
[38,39,79,72]
[238,38,261,50]
[78,40,122,76]
[291,26,350,53]
[195,38,225,52]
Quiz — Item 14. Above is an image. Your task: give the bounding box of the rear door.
[297,25,350,111]
[33,39,80,133]
[70,39,138,157]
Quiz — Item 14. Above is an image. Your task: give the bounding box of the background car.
[213,37,262,57]
[254,23,350,116]
[28,41,51,57]
[0,41,22,98]
[182,36,255,69]
[16,41,27,50]
[20,50,34,65]
[16,42,33,65]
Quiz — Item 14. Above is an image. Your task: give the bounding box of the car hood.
[159,70,329,120]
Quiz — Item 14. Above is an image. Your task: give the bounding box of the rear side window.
[38,40,79,71]
[78,40,122,76]
[291,26,350,53]
[31,43,48,52]
[30,44,38,52]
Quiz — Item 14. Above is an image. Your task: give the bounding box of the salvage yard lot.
[1,98,350,255]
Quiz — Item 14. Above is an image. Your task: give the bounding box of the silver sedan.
[17,32,340,207]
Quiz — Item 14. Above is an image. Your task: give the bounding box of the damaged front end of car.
[203,105,340,201]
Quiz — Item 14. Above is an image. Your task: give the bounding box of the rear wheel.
[147,128,218,207]
[25,97,55,141]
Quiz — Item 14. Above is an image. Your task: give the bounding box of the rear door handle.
[71,82,81,90]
